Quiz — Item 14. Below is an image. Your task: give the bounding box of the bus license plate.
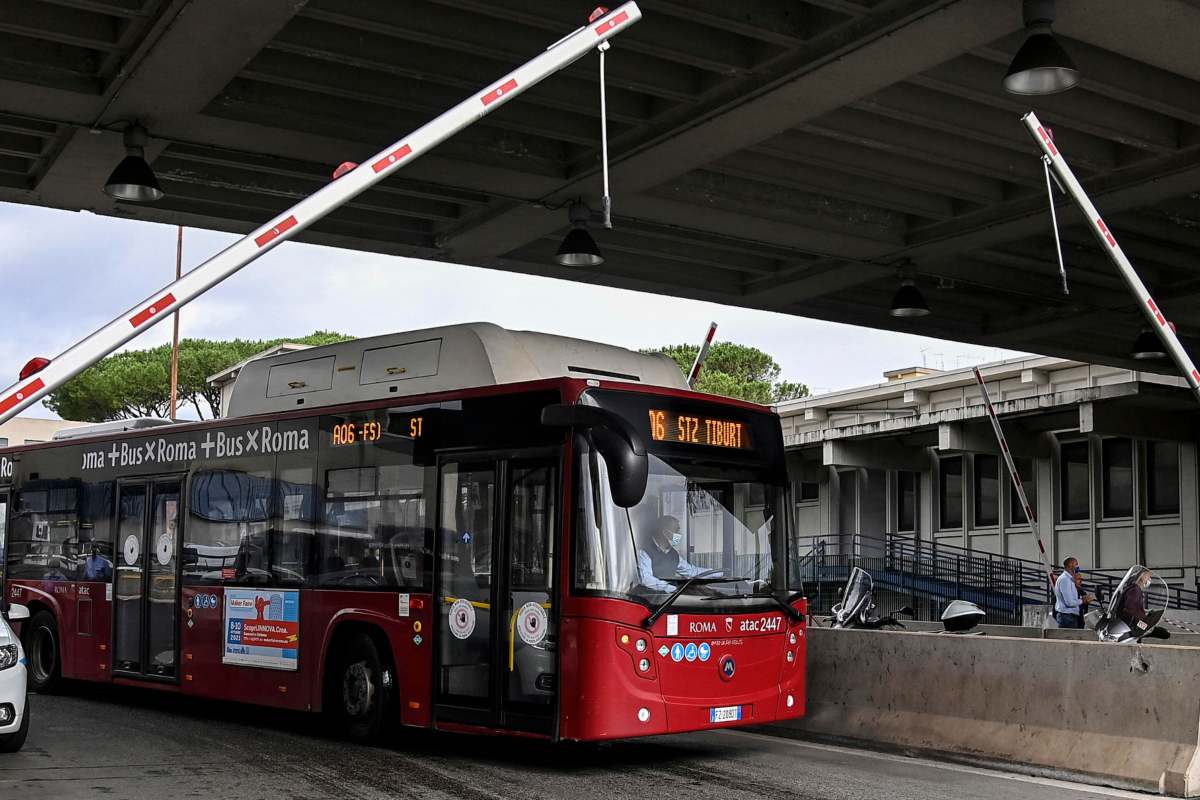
[709,705,742,724]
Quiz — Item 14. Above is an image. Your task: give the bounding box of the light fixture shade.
[1004,32,1079,95]
[104,154,164,202]
[1131,328,1167,360]
[890,279,929,318]
[555,226,604,267]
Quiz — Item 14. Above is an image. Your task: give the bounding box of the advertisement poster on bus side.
[223,589,300,671]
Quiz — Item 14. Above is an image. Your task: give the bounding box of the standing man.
[1054,556,1084,628]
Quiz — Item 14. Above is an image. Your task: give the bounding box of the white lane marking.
[718,730,1154,799]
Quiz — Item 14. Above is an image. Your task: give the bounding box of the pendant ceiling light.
[1004,0,1079,95]
[1130,328,1167,361]
[103,123,164,202]
[890,278,930,318]
[554,201,604,267]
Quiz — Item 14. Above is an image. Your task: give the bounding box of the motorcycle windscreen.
[1098,565,1169,643]
[832,567,873,626]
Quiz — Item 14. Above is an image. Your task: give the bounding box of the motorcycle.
[1087,565,1172,644]
[828,567,913,629]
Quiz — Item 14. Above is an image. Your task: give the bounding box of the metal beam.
[440,0,1021,264]
[299,2,703,100]
[711,149,956,220]
[755,128,1004,205]
[31,0,305,213]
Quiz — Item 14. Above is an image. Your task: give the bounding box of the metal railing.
[794,533,1200,626]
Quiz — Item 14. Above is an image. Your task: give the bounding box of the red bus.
[4,323,806,741]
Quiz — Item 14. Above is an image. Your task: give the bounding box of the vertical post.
[1022,112,1200,406]
[687,321,718,388]
[169,226,182,421]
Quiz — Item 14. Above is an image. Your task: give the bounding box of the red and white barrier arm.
[0,3,643,424]
[687,322,718,387]
[1022,111,1200,406]
[972,367,1057,597]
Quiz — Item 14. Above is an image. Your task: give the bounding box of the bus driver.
[637,515,720,593]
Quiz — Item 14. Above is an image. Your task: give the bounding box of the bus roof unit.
[223,322,686,418]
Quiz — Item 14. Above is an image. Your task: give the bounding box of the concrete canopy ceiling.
[3,0,1200,372]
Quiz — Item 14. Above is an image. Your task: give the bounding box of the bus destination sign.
[648,409,752,450]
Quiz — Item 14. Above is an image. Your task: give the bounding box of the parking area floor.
[0,686,1157,800]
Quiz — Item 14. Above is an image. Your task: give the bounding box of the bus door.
[113,479,182,680]
[434,452,559,734]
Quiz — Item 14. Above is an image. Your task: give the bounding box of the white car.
[0,603,29,752]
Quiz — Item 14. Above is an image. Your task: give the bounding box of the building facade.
[0,416,90,448]
[777,357,1198,588]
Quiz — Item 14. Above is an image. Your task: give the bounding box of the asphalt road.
[0,687,1156,800]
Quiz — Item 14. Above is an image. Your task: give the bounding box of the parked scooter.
[1087,565,1171,644]
[829,567,913,629]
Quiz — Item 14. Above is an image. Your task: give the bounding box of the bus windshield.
[575,445,787,606]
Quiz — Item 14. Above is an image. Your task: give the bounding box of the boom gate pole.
[1022,111,1200,406]
[972,367,1057,600]
[687,322,718,388]
[0,3,643,425]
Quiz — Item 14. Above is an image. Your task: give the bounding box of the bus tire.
[23,611,61,694]
[327,632,389,743]
[0,695,29,752]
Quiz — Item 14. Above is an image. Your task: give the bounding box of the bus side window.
[315,412,432,590]
[273,459,314,586]
[185,433,276,585]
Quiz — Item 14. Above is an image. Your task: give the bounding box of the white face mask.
[670,533,683,548]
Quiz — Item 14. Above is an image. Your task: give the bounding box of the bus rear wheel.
[23,611,61,693]
[327,632,390,743]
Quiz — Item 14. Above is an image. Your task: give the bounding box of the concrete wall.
[783,627,1200,795]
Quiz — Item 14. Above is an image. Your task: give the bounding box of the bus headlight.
[0,644,17,671]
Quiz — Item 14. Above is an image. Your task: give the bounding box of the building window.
[1102,438,1133,519]
[0,438,8,448]
[796,480,819,503]
[939,456,963,530]
[896,471,917,533]
[1008,457,1035,526]
[1146,440,1180,516]
[1060,440,1090,521]
[973,455,999,527]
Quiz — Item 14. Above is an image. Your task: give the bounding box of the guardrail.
[794,532,1200,625]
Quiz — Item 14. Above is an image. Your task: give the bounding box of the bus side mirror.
[541,404,648,508]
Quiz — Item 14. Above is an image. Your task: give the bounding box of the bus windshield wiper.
[643,569,734,629]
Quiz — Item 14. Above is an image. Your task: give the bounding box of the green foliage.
[644,341,809,404]
[45,331,353,422]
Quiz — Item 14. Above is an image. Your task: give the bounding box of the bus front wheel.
[327,632,390,742]
[23,611,61,693]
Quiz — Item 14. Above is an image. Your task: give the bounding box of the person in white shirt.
[1054,556,1084,628]
[636,515,716,593]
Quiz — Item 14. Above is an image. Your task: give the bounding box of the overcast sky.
[0,202,1026,418]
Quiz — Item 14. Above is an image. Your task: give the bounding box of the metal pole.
[687,321,718,388]
[972,367,1057,597]
[0,3,643,425]
[169,225,182,421]
[1021,112,1200,405]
